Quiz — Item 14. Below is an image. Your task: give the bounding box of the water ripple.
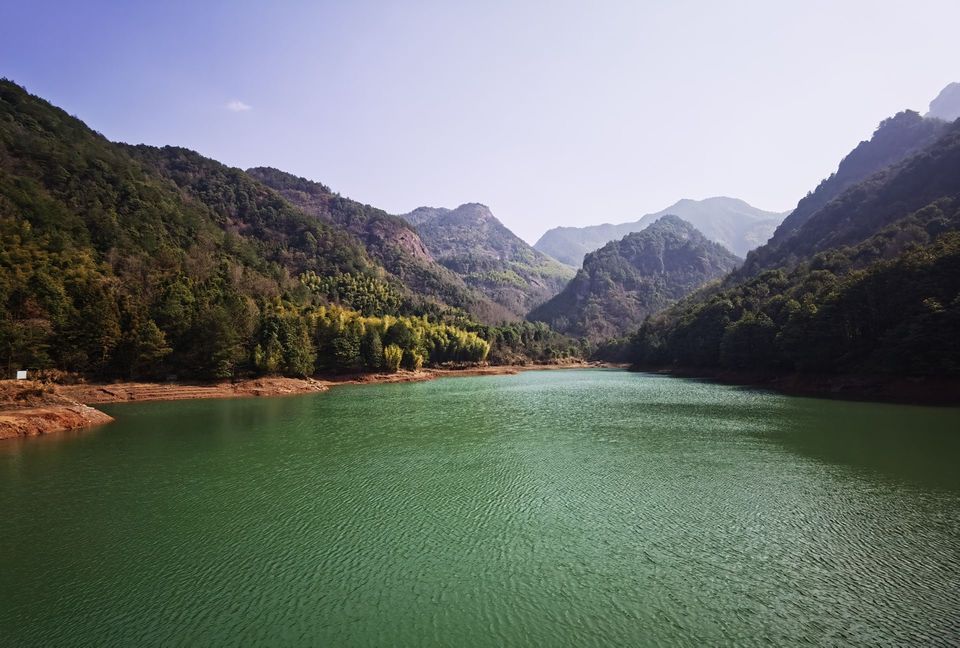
[1,370,959,646]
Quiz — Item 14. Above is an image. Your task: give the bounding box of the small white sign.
[15,370,27,380]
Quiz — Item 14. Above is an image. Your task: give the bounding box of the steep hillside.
[0,80,534,379]
[399,203,574,318]
[748,111,948,271]
[528,216,740,341]
[739,113,957,276]
[0,79,380,378]
[534,197,785,265]
[629,119,960,378]
[247,167,512,323]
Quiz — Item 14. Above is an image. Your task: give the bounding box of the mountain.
[737,114,959,277]
[0,79,560,380]
[926,82,960,122]
[246,167,512,323]
[0,79,372,377]
[534,197,785,266]
[628,118,960,379]
[528,216,740,341]
[743,111,950,276]
[398,203,575,318]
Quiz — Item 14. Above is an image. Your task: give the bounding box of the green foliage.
[300,270,402,316]
[403,349,425,371]
[478,321,584,364]
[529,216,740,342]
[0,79,573,379]
[383,344,403,373]
[360,328,384,370]
[628,118,960,380]
[630,229,960,377]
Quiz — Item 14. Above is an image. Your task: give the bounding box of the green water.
[1,370,959,646]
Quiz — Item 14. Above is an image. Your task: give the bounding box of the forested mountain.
[399,203,574,318]
[0,80,579,379]
[246,167,513,323]
[743,110,948,276]
[628,118,960,378]
[534,197,785,266]
[737,115,959,277]
[528,216,740,341]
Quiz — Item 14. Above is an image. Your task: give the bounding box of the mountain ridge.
[0,79,569,381]
[246,167,514,323]
[739,110,951,278]
[627,116,960,378]
[398,202,574,318]
[529,215,740,341]
[534,196,786,266]
[926,81,960,122]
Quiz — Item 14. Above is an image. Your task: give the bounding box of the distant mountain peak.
[528,217,740,341]
[533,197,785,266]
[397,203,574,318]
[926,82,960,122]
[403,203,495,227]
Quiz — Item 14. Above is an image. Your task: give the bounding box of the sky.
[2,1,958,243]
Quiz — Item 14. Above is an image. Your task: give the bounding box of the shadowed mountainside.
[534,196,785,266]
[529,215,740,341]
[628,117,960,379]
[247,167,513,323]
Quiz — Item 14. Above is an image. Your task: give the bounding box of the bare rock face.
[246,167,513,323]
[926,82,960,122]
[399,204,575,318]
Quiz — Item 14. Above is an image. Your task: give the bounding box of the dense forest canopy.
[627,118,960,377]
[4,75,957,384]
[0,80,581,379]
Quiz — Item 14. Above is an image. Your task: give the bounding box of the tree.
[331,335,361,371]
[403,349,424,371]
[360,328,384,370]
[124,320,172,378]
[383,344,403,372]
[279,316,316,377]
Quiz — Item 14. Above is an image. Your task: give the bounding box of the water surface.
[1,370,958,646]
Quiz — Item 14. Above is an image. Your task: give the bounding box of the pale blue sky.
[2,0,958,242]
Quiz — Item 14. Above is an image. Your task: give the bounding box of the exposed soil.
[59,376,330,405]
[0,380,114,440]
[0,361,610,441]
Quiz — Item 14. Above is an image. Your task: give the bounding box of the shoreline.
[0,361,609,441]
[4,362,955,441]
[634,366,960,407]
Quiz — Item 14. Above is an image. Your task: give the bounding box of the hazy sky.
[3,1,958,243]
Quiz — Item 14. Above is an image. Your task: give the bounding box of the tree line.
[627,222,960,377]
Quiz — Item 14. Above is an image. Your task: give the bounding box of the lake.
[1,369,958,646]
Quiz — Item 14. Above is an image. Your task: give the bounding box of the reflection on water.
[1,370,958,647]
[768,396,960,491]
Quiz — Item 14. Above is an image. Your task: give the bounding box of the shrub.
[383,344,403,372]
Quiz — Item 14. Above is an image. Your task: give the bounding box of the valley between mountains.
[2,77,959,433]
